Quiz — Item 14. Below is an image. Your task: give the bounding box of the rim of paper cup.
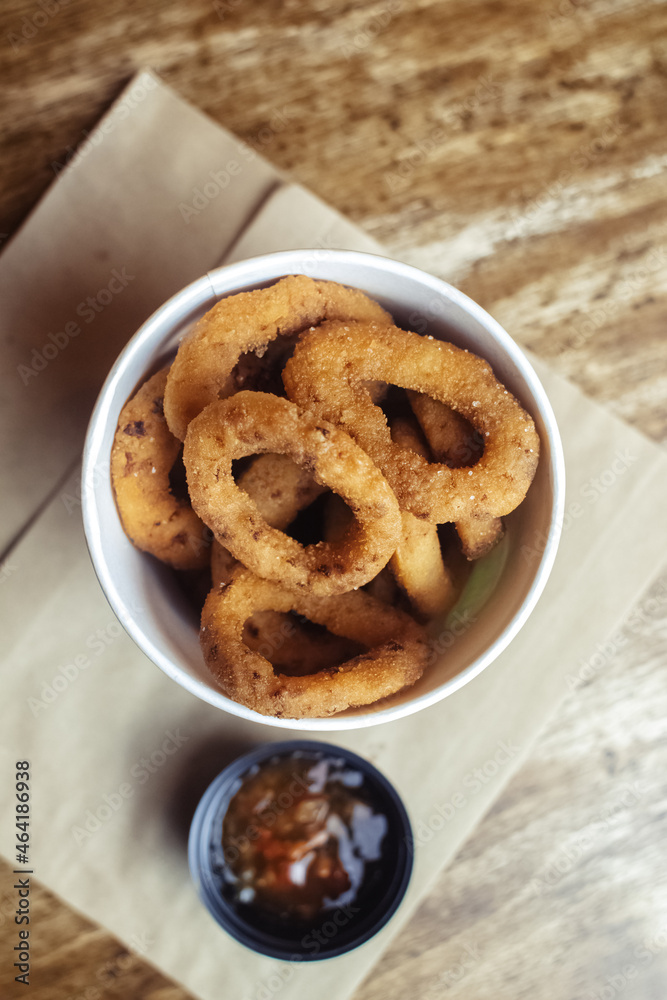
[82,249,565,730]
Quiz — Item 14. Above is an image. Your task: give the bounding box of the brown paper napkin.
[1,71,667,1000]
[0,70,279,558]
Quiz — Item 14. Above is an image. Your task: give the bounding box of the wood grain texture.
[1,0,666,998]
[0,855,194,1000]
[355,573,667,1000]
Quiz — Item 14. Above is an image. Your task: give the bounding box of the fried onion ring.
[211,546,361,676]
[110,369,210,570]
[184,391,401,596]
[283,321,540,522]
[241,613,364,678]
[407,390,483,467]
[407,391,504,559]
[236,452,326,532]
[389,418,457,619]
[452,512,504,561]
[210,453,325,585]
[201,569,429,718]
[323,494,400,606]
[230,333,300,397]
[164,274,391,440]
[210,540,240,587]
[209,460,361,676]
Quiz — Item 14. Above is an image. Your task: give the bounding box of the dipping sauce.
[220,753,390,925]
[189,742,413,958]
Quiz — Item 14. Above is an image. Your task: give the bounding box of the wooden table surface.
[2,0,667,998]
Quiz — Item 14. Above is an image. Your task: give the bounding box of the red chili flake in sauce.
[221,754,388,923]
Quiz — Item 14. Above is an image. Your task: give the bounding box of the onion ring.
[407,390,483,467]
[110,369,210,570]
[201,569,430,718]
[452,512,504,561]
[283,320,540,522]
[407,391,504,559]
[210,453,325,584]
[211,546,361,675]
[230,332,300,397]
[210,454,329,666]
[210,540,240,587]
[389,418,457,619]
[209,460,361,676]
[235,452,326,532]
[323,494,399,605]
[164,274,391,440]
[184,391,401,596]
[241,613,364,678]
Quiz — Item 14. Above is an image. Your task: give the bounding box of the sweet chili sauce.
[220,753,390,925]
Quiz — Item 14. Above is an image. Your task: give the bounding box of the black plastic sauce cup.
[188,740,413,960]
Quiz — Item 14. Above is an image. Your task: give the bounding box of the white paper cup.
[82,249,565,731]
